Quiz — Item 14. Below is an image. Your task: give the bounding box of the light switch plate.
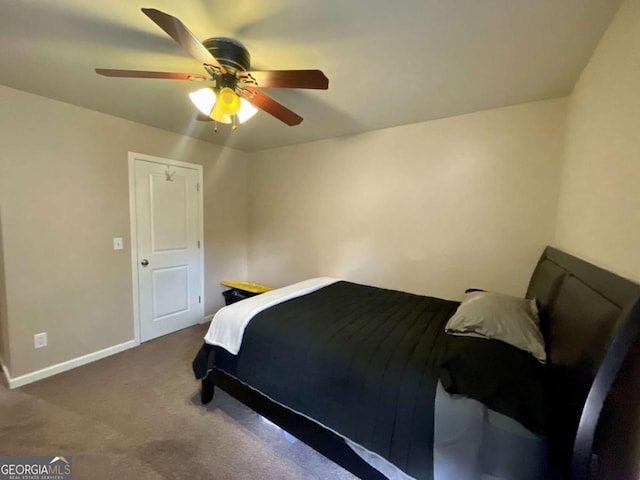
[113,237,124,250]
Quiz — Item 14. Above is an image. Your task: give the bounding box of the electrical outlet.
[113,237,123,250]
[34,332,47,349]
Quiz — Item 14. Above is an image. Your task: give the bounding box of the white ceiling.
[0,0,623,152]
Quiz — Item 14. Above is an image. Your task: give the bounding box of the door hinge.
[197,240,201,248]
[199,296,202,304]
[197,182,200,192]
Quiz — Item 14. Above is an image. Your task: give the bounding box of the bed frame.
[200,246,640,480]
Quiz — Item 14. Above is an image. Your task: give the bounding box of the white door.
[131,155,203,342]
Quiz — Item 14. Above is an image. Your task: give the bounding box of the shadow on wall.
[593,338,640,479]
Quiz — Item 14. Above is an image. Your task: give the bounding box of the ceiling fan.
[95,8,329,129]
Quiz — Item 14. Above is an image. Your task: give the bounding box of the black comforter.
[193,281,547,479]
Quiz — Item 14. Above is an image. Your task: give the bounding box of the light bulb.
[211,102,232,124]
[237,98,259,124]
[190,87,257,126]
[189,88,216,116]
[218,87,241,115]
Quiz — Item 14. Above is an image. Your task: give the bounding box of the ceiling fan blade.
[95,68,206,80]
[239,70,329,89]
[238,87,303,126]
[141,8,227,74]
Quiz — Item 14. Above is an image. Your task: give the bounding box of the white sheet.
[204,277,340,354]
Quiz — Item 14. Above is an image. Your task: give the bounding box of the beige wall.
[247,99,567,300]
[555,0,640,283]
[0,207,9,371]
[0,85,248,378]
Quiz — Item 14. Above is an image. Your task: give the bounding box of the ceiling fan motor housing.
[203,37,251,88]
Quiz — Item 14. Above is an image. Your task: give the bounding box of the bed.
[192,247,640,480]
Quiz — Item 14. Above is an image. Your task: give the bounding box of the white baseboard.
[2,363,11,387]
[3,339,138,389]
[201,313,214,324]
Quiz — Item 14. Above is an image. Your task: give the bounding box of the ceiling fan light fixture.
[189,87,231,124]
[237,99,258,124]
[190,87,257,126]
[189,88,216,116]
[211,102,232,124]
[217,87,241,115]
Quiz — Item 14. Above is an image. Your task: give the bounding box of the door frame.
[128,152,204,344]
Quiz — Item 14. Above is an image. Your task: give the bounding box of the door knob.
[140,259,149,267]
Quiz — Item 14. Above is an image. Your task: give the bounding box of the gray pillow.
[445,291,547,363]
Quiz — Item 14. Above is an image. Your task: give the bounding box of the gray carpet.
[0,323,358,479]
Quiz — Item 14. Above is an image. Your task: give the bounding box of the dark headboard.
[526,247,640,479]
